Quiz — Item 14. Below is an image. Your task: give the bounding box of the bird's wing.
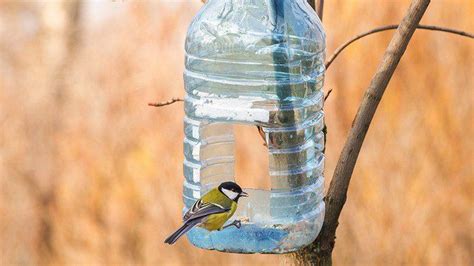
[183,199,230,222]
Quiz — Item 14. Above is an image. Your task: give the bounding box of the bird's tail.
[164,219,201,245]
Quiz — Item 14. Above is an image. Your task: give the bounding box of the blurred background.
[0,0,472,265]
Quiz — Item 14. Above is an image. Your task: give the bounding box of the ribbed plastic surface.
[182,0,326,253]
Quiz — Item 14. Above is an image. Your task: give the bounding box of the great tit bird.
[164,181,248,245]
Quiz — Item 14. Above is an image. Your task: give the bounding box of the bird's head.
[218,181,248,202]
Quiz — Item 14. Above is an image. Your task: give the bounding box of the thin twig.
[257,126,267,147]
[324,89,333,102]
[297,0,431,264]
[326,24,474,69]
[148,98,183,107]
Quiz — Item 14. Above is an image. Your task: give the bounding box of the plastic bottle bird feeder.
[182,0,325,253]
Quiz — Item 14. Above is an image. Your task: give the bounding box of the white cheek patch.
[222,188,239,200]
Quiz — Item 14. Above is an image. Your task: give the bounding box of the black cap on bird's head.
[218,181,248,201]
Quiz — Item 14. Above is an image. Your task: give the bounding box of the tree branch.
[324,89,332,102]
[148,97,183,107]
[326,24,474,69]
[295,0,431,264]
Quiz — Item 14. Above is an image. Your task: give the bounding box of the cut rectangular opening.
[233,124,271,191]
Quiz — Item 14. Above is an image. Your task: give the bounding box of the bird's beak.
[240,191,249,197]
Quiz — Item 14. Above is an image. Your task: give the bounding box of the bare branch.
[324,89,333,102]
[296,0,431,264]
[148,98,183,107]
[257,126,267,147]
[326,24,474,69]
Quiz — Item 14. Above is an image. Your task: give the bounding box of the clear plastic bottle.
[183,0,325,253]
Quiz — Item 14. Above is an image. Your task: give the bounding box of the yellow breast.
[200,201,237,231]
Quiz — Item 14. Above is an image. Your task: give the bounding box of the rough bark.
[294,0,430,264]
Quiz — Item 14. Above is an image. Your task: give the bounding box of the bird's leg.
[222,220,241,230]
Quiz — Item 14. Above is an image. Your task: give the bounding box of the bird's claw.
[233,220,241,229]
[222,220,242,230]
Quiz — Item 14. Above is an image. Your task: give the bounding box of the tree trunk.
[294,0,430,264]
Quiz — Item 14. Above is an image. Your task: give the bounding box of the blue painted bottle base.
[186,218,323,254]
